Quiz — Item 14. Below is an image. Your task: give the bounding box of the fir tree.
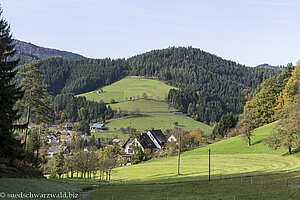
[0,8,24,162]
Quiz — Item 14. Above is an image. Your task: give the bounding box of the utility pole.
[208,149,211,181]
[177,131,181,175]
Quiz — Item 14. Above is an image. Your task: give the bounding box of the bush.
[49,171,57,179]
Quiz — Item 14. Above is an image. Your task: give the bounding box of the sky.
[1,0,299,66]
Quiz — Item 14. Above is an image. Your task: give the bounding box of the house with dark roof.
[90,123,105,132]
[122,129,166,155]
[61,122,74,131]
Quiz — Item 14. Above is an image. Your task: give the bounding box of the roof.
[61,135,71,140]
[122,133,156,149]
[112,139,121,143]
[149,129,167,145]
[139,133,157,149]
[91,124,104,128]
[48,146,59,152]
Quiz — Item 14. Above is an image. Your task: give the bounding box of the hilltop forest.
[15,45,280,123]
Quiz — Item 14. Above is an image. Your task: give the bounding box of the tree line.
[52,146,118,182]
[211,64,299,155]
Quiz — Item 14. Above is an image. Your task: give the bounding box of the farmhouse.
[123,129,167,154]
[60,135,71,142]
[61,122,74,131]
[46,135,59,144]
[90,123,105,132]
[47,146,59,156]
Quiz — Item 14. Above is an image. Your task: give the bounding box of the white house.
[123,129,167,155]
[168,134,177,142]
[47,135,59,144]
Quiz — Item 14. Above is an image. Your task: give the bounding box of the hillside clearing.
[78,78,212,138]
[77,77,175,103]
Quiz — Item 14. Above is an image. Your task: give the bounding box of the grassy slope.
[0,178,93,200]
[77,77,175,103]
[78,77,212,138]
[87,122,300,200]
[110,122,300,184]
[88,172,300,200]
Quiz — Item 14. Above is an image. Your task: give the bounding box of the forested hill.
[35,46,279,123]
[127,47,279,122]
[13,39,86,66]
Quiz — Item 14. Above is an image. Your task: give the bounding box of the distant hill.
[256,63,285,70]
[13,39,86,65]
[33,46,280,123]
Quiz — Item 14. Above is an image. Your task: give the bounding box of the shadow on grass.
[124,114,152,119]
[252,140,262,146]
[282,148,300,156]
[109,169,300,186]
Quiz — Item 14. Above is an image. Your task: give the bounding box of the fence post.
[208,149,211,181]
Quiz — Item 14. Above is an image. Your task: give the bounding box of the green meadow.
[87,171,300,200]
[107,122,300,184]
[78,77,212,138]
[77,77,176,103]
[85,122,300,199]
[0,178,94,200]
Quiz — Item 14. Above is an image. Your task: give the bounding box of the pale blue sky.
[1,0,299,66]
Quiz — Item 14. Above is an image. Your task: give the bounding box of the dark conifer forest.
[15,45,280,123]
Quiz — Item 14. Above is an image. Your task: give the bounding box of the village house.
[123,129,167,155]
[167,134,177,142]
[47,146,59,156]
[60,135,71,142]
[90,123,105,132]
[61,122,74,131]
[46,134,59,144]
[112,139,121,145]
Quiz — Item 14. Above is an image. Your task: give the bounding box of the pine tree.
[17,61,52,150]
[0,8,24,162]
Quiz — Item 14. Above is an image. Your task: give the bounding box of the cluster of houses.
[46,122,177,167]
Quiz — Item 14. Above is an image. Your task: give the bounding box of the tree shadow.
[251,140,262,146]
[282,148,300,156]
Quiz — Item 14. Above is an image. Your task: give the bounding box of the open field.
[84,122,300,199]
[77,77,176,103]
[87,171,300,200]
[41,122,300,200]
[106,112,212,134]
[108,122,300,184]
[0,178,94,200]
[79,77,212,138]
